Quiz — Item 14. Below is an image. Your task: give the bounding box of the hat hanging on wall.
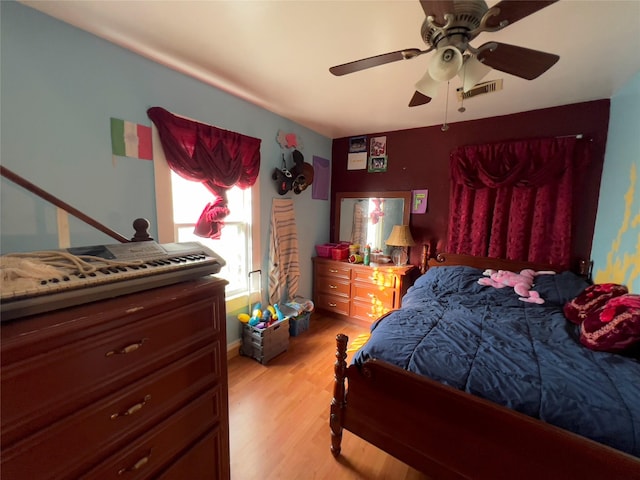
[293,161,314,194]
[272,149,314,195]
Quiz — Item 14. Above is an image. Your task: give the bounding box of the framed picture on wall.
[368,155,387,173]
[347,151,367,170]
[349,136,367,153]
[370,136,387,157]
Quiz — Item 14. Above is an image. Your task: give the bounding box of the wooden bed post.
[330,333,348,457]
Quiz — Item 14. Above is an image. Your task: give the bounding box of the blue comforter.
[353,266,640,456]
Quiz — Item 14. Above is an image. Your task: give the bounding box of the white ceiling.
[21,0,640,139]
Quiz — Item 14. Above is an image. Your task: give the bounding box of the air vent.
[456,79,503,101]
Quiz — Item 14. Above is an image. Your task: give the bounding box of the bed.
[330,253,640,479]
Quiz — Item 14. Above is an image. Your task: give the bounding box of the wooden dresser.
[313,257,417,325]
[1,276,230,480]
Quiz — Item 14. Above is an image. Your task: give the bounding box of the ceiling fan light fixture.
[428,46,463,82]
[415,70,441,98]
[459,56,492,92]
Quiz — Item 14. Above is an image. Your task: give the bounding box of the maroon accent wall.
[330,100,609,268]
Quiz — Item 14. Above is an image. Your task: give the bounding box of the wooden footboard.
[331,334,640,480]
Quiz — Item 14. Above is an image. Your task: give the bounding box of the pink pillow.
[563,283,628,324]
[580,294,640,352]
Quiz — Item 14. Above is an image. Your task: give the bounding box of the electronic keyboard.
[0,241,225,322]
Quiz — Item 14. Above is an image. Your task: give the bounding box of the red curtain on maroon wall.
[447,136,591,268]
[147,107,261,239]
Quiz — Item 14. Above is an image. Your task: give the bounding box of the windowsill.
[225,291,262,314]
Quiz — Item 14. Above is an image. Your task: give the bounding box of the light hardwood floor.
[228,313,432,480]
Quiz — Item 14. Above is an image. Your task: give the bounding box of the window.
[171,171,252,297]
[152,125,261,305]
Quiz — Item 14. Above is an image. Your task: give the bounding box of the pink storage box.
[315,243,338,257]
[331,245,349,260]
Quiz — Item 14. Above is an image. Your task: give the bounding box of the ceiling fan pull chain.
[442,81,450,132]
[458,62,467,113]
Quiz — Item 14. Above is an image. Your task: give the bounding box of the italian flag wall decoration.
[110,118,153,160]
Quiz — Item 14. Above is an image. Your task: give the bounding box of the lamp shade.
[458,55,491,92]
[415,70,441,98]
[385,225,416,247]
[428,46,463,82]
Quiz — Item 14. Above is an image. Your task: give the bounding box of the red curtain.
[147,107,261,239]
[447,137,591,268]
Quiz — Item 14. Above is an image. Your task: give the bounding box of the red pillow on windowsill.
[563,283,628,324]
[580,294,640,352]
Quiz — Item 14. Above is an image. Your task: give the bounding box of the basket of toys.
[237,270,290,364]
[281,297,314,337]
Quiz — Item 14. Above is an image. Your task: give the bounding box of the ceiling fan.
[329,0,560,107]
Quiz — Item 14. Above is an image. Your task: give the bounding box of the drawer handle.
[329,303,337,307]
[118,450,151,475]
[329,284,338,289]
[367,313,378,318]
[106,338,148,357]
[329,269,339,273]
[110,395,152,420]
[367,293,375,298]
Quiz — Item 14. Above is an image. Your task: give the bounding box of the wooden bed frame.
[330,253,640,479]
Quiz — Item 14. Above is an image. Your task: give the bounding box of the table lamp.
[385,224,415,266]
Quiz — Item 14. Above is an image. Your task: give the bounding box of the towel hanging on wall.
[268,198,300,305]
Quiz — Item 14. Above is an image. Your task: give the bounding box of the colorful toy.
[246,308,259,326]
[273,303,285,321]
[478,268,555,304]
[238,301,282,327]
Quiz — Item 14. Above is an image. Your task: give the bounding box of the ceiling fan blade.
[419,0,455,25]
[477,42,559,80]
[409,91,432,107]
[329,48,430,76]
[485,0,558,29]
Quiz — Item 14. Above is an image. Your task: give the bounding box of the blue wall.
[1,2,332,340]
[591,72,640,293]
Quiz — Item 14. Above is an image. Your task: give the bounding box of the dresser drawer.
[315,293,350,317]
[315,276,350,297]
[352,268,398,288]
[157,427,228,480]
[79,388,222,479]
[1,343,223,479]
[1,298,219,447]
[351,283,395,308]
[315,261,351,280]
[351,300,392,323]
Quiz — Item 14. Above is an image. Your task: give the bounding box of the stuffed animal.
[478,268,555,304]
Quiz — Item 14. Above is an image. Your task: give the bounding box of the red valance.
[147,107,261,239]
[451,137,590,189]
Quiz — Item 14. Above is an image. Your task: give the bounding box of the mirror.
[335,191,411,254]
